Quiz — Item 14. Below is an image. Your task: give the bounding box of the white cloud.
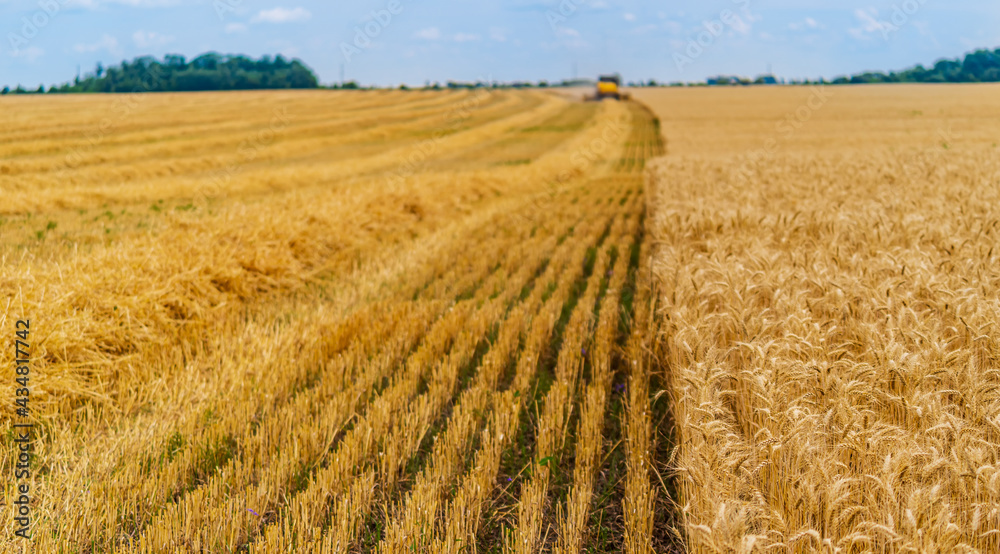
[913,21,940,47]
[251,7,311,23]
[73,34,121,56]
[453,33,480,42]
[789,17,822,31]
[225,22,248,33]
[132,30,174,48]
[489,27,507,42]
[264,39,300,58]
[63,0,184,7]
[631,24,659,35]
[9,46,44,62]
[623,12,636,22]
[413,27,441,40]
[546,26,587,50]
[849,8,891,40]
[729,15,751,35]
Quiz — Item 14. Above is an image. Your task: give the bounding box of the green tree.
[42,52,320,93]
[834,48,1000,85]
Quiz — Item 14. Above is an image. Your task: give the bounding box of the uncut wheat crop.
[637,84,1000,552]
[0,88,679,552]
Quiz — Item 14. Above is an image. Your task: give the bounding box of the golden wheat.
[641,84,1000,552]
[0,88,666,552]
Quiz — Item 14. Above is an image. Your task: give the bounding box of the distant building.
[707,75,749,86]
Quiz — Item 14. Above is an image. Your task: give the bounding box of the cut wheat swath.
[0,88,675,551]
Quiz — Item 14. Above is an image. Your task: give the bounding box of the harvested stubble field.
[0,89,675,552]
[637,85,1000,552]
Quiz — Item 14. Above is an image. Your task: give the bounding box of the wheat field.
[637,85,1000,552]
[7,83,1000,553]
[0,89,676,552]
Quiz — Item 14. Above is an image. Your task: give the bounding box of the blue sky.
[1,0,998,88]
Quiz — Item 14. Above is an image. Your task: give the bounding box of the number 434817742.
[15,320,30,417]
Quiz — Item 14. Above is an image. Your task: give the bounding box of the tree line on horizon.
[687,47,1000,87]
[2,47,1000,94]
[2,52,318,94]
[830,47,1000,84]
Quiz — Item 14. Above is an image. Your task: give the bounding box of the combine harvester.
[586,74,630,101]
